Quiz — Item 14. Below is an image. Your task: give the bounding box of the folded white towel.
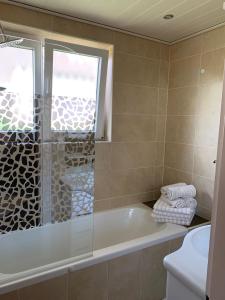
[152,212,194,226]
[153,209,192,218]
[161,182,186,196]
[161,184,196,201]
[152,211,194,221]
[153,199,195,216]
[162,196,197,209]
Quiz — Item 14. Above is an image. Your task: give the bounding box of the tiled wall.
[0,2,224,219]
[164,28,225,219]
[0,237,183,300]
[95,34,169,210]
[0,2,169,212]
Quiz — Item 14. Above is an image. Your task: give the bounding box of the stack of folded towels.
[152,183,197,226]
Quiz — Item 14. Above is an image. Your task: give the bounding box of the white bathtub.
[0,203,187,294]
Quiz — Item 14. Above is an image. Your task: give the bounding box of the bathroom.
[0,0,224,299]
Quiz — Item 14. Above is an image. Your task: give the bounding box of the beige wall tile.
[114,32,138,54]
[166,116,196,144]
[198,207,212,220]
[192,175,214,219]
[202,26,225,53]
[200,48,225,85]
[159,60,169,88]
[156,142,165,166]
[167,86,199,115]
[154,166,164,190]
[0,3,53,31]
[194,146,217,179]
[0,292,18,300]
[109,167,158,197]
[112,115,157,142]
[95,142,111,170]
[95,167,158,200]
[79,23,114,44]
[109,192,154,208]
[163,167,192,185]
[110,142,158,170]
[136,38,161,60]
[153,189,161,200]
[114,52,159,86]
[170,237,184,253]
[157,88,168,115]
[95,169,112,200]
[52,16,82,37]
[69,263,108,300]
[108,251,141,300]
[165,143,194,173]
[156,115,166,141]
[94,199,111,212]
[170,35,203,61]
[140,242,170,300]
[194,114,220,147]
[113,83,158,114]
[160,44,170,61]
[169,55,201,88]
[109,195,130,208]
[165,28,225,218]
[19,276,67,300]
[196,83,222,116]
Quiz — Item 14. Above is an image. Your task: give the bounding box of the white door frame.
[207,64,225,299]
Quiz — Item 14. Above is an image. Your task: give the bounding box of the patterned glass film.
[0,47,34,131]
[0,38,42,233]
[51,50,99,132]
[0,36,98,262]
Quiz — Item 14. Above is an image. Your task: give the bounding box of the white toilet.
[164,225,210,300]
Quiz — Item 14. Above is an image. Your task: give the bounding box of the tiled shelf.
[144,200,210,228]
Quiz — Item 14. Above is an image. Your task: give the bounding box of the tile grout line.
[192,46,203,185]
[162,48,171,186]
[95,191,156,202]
[170,52,202,63]
[115,49,164,61]
[170,46,225,63]
[164,166,215,181]
[164,141,217,148]
[113,81,169,89]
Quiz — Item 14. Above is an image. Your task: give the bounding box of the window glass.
[51,50,100,132]
[0,46,34,131]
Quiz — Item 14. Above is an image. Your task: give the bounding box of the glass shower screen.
[0,34,101,271]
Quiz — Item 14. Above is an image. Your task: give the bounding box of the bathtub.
[0,203,187,294]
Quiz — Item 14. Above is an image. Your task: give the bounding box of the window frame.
[44,39,109,141]
[0,32,42,136]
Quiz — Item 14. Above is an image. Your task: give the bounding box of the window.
[0,38,41,132]
[44,39,108,140]
[0,35,110,140]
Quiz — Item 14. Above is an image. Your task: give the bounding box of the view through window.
[0,38,109,138]
[0,46,34,131]
[51,50,100,132]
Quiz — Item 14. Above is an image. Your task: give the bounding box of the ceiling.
[6,0,225,43]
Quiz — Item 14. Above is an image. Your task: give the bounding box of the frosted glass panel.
[0,47,34,131]
[51,50,99,132]
[0,37,95,279]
